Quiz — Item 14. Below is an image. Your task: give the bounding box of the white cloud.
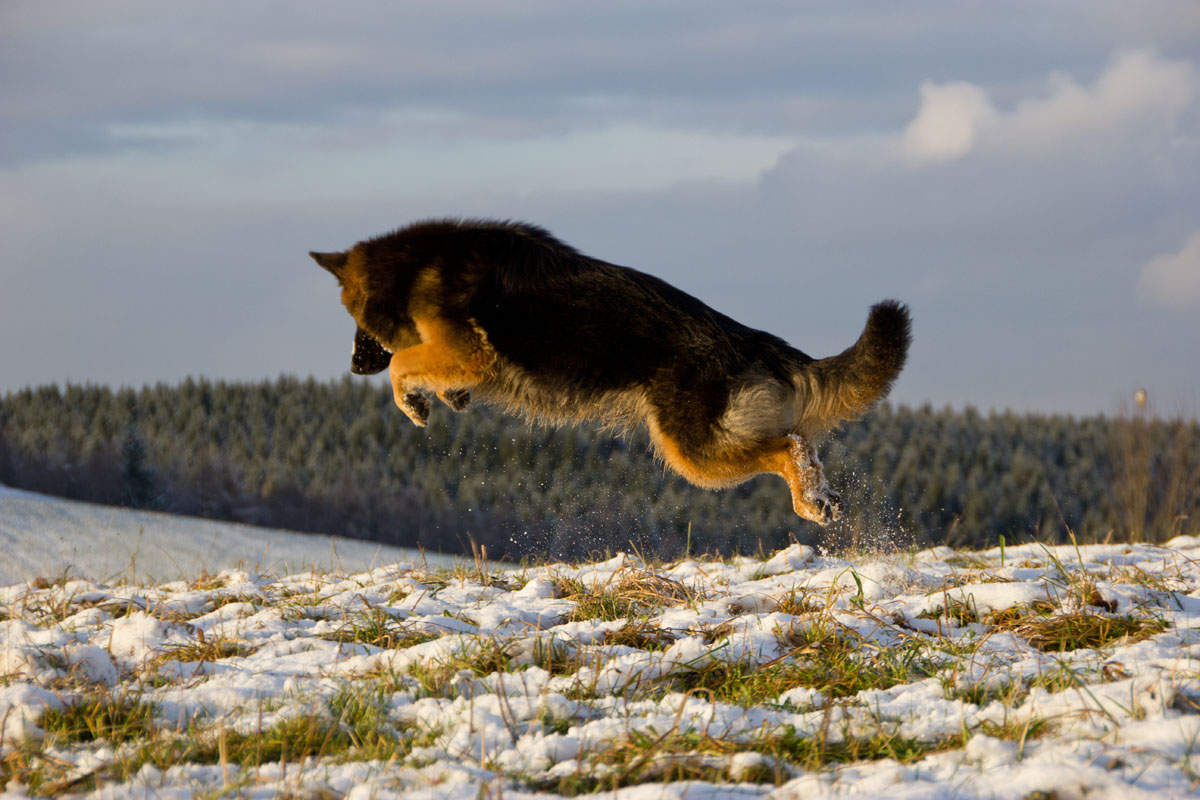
[1138,231,1200,309]
[901,50,1197,163]
[902,81,996,162]
[1001,50,1195,152]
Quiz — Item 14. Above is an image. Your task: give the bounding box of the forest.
[1,378,1197,561]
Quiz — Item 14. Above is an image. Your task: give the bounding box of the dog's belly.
[478,358,650,427]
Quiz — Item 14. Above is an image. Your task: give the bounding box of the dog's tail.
[792,300,912,430]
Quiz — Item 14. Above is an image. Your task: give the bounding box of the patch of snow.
[0,482,456,583]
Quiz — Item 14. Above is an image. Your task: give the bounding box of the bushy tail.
[793,300,912,430]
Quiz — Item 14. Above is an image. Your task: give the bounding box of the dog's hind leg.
[782,434,843,524]
[650,423,842,524]
[731,436,841,524]
[722,379,842,523]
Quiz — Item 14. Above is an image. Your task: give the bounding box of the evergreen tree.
[119,423,158,509]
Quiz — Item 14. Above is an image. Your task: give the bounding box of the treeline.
[0,378,1197,559]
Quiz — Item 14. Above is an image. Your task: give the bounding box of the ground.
[2,508,1199,798]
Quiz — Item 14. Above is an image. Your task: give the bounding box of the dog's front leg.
[437,389,472,412]
[389,361,431,426]
[387,318,486,425]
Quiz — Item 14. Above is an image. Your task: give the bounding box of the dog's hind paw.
[814,490,844,525]
[401,391,431,426]
[440,389,471,412]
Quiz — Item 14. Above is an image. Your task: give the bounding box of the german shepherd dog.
[311,219,911,524]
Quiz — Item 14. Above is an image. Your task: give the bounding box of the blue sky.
[2,1,1198,416]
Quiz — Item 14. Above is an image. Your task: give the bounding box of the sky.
[2,1,1198,418]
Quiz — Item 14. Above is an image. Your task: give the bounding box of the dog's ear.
[310,251,348,281]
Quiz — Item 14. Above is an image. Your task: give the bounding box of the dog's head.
[311,249,393,375]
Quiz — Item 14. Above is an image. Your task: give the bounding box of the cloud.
[1000,49,1196,152]
[902,49,1197,162]
[903,82,996,161]
[1138,231,1200,309]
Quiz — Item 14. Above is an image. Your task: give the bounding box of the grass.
[677,629,936,706]
[555,567,697,623]
[145,634,257,673]
[771,589,823,615]
[6,682,420,793]
[106,685,415,782]
[944,658,1097,713]
[405,638,514,697]
[603,619,678,651]
[534,723,967,794]
[983,604,1166,653]
[919,594,981,626]
[1007,612,1166,653]
[529,635,587,676]
[5,690,159,793]
[40,690,158,745]
[319,607,443,650]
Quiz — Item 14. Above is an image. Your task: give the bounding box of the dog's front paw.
[440,389,471,412]
[401,391,431,426]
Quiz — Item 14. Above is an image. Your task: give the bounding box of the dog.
[311,218,911,524]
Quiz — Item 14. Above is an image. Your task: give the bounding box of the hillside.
[0,484,450,585]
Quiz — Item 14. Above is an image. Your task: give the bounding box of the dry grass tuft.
[772,589,823,615]
[557,567,698,623]
[603,619,678,651]
[1001,611,1166,653]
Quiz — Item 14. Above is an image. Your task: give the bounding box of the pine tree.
[119,423,158,509]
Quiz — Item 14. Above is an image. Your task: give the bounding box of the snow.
[0,483,453,584]
[2,489,1200,798]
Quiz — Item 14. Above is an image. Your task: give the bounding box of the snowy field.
[0,484,451,585]
[2,495,1200,798]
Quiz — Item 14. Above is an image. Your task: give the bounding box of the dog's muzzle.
[351,326,393,375]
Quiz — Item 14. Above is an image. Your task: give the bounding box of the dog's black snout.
[350,327,392,375]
